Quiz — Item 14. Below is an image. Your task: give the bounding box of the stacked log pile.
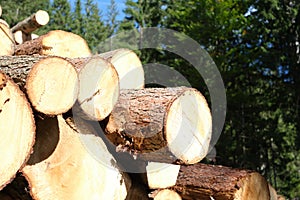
[0,8,284,200]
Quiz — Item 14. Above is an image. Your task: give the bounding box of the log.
[0,55,79,115]
[14,30,92,58]
[71,56,119,121]
[0,19,9,27]
[14,30,39,44]
[0,5,2,17]
[99,48,144,89]
[21,115,131,200]
[11,10,49,34]
[146,162,180,189]
[105,87,212,164]
[171,163,270,200]
[149,189,182,200]
[269,184,278,200]
[0,72,35,190]
[0,22,14,56]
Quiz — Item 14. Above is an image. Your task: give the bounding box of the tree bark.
[0,72,35,190]
[11,10,49,34]
[99,48,144,89]
[146,162,180,189]
[0,22,14,56]
[171,163,270,200]
[14,30,92,58]
[149,189,182,200]
[0,55,78,115]
[105,87,212,164]
[21,115,131,200]
[70,56,120,121]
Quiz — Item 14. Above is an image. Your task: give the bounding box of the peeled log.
[0,72,35,190]
[105,87,212,164]
[99,48,144,89]
[0,22,14,56]
[21,115,130,200]
[11,10,49,34]
[172,163,270,200]
[70,56,119,121]
[0,55,78,115]
[14,30,92,58]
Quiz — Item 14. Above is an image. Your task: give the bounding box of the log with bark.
[71,56,120,121]
[0,21,14,56]
[171,163,270,200]
[11,10,49,34]
[149,189,182,200]
[105,87,212,164]
[14,30,39,45]
[14,30,92,58]
[0,55,79,115]
[20,115,131,200]
[99,48,144,89]
[0,72,35,190]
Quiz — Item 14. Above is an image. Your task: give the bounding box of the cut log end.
[35,10,49,26]
[100,48,144,89]
[41,30,92,58]
[22,115,130,200]
[76,57,119,121]
[0,23,14,56]
[26,57,78,115]
[165,88,212,164]
[0,72,35,189]
[152,189,182,200]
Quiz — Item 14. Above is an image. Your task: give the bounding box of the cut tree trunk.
[14,30,39,45]
[268,184,278,200]
[146,162,180,189]
[0,5,2,17]
[11,10,49,34]
[99,48,144,89]
[0,55,78,115]
[171,163,270,200]
[70,56,119,121]
[0,72,35,190]
[0,22,14,56]
[105,87,212,164]
[21,115,131,200]
[14,30,92,58]
[149,189,182,200]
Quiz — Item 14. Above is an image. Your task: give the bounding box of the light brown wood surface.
[99,48,144,89]
[22,115,130,200]
[0,72,35,190]
[15,30,92,58]
[105,87,212,164]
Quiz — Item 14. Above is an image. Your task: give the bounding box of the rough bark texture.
[0,55,78,115]
[105,87,212,164]
[0,22,14,56]
[21,115,130,200]
[11,10,49,34]
[70,56,120,121]
[14,30,92,58]
[171,163,270,200]
[0,55,46,89]
[99,48,144,89]
[0,72,35,190]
